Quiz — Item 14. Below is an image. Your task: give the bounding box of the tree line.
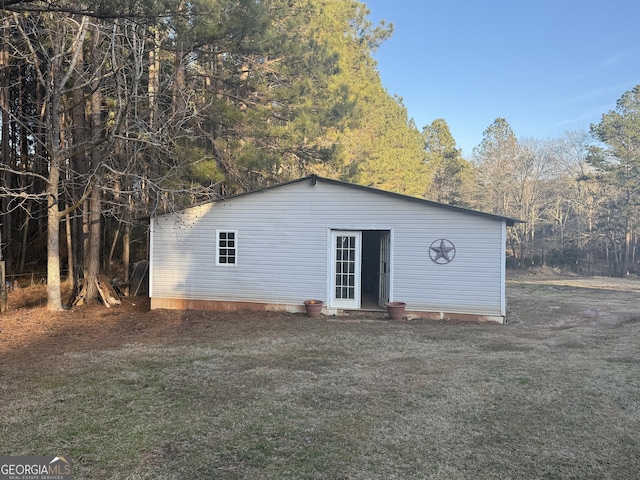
[0,0,638,310]
[468,87,640,279]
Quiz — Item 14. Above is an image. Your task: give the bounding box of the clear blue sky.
[364,0,640,156]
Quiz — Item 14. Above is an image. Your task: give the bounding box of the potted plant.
[385,301,406,321]
[304,300,323,318]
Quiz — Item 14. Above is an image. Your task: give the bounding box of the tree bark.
[46,147,64,310]
[148,27,160,130]
[18,203,30,273]
[65,209,74,281]
[71,33,87,287]
[172,47,186,121]
[122,220,130,295]
[83,23,103,302]
[107,221,121,274]
[1,18,12,275]
[623,228,631,277]
[44,15,88,310]
[84,186,101,301]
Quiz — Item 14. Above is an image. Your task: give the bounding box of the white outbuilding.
[149,175,519,323]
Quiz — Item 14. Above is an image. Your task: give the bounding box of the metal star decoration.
[429,239,456,264]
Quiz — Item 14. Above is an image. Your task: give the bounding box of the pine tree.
[588,85,640,276]
[422,118,470,204]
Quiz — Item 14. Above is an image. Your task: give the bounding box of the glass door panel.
[330,231,361,309]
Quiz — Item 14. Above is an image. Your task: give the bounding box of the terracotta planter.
[304,300,323,318]
[385,301,406,321]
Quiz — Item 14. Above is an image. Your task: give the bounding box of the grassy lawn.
[1,276,640,479]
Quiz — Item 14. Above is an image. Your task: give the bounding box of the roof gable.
[153,175,521,226]
[216,175,521,227]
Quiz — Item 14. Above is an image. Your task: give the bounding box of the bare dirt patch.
[506,271,640,329]
[0,284,299,369]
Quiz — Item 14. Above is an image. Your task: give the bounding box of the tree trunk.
[46,149,64,310]
[84,187,101,301]
[609,238,619,277]
[65,209,74,281]
[46,51,65,310]
[45,15,88,310]
[0,18,12,276]
[623,228,631,277]
[71,35,87,288]
[83,23,103,302]
[18,202,31,274]
[108,221,121,274]
[172,47,186,121]
[122,220,130,296]
[148,27,160,130]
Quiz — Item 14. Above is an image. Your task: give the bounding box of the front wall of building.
[150,180,506,318]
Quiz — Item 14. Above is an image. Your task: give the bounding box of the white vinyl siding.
[150,180,507,316]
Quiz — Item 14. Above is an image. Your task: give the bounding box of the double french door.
[329,230,391,309]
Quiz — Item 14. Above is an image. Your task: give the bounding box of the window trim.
[216,229,238,266]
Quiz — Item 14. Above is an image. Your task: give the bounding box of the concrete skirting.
[150,297,505,324]
[150,297,303,314]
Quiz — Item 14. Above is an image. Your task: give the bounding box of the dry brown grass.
[1,274,640,479]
